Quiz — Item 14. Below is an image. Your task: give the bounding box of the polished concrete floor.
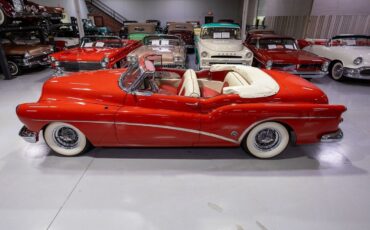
[1,64,370,230]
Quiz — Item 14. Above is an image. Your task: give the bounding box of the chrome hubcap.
[53,127,79,149]
[333,64,343,78]
[254,128,281,151]
[8,62,17,75]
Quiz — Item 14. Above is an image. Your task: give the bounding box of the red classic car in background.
[0,0,64,25]
[17,56,345,158]
[245,33,329,79]
[49,36,141,73]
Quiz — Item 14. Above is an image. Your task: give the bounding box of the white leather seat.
[178,69,200,97]
[210,64,280,98]
[223,71,249,87]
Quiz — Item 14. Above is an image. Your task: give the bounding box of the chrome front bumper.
[200,58,251,69]
[343,67,370,79]
[287,70,328,79]
[19,126,39,143]
[320,129,343,142]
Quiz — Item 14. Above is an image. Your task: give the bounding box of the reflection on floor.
[1,61,370,230]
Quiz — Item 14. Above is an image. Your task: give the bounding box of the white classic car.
[302,34,370,81]
[195,23,253,69]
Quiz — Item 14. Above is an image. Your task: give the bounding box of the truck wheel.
[329,61,344,81]
[44,122,91,156]
[8,61,20,76]
[242,122,289,158]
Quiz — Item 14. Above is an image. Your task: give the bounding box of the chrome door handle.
[185,102,199,107]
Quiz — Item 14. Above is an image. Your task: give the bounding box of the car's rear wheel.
[329,61,344,81]
[7,61,20,76]
[44,122,90,156]
[242,122,290,158]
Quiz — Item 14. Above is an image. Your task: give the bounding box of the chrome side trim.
[115,121,239,144]
[32,115,337,145]
[320,129,343,142]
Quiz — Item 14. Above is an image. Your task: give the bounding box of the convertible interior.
[145,65,280,99]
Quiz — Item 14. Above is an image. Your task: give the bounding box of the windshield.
[259,38,298,50]
[80,37,122,48]
[120,66,142,90]
[144,36,181,46]
[201,27,241,39]
[330,36,370,46]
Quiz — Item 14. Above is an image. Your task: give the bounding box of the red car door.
[115,92,201,147]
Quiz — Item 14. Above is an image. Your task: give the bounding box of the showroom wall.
[101,0,244,24]
[259,0,370,38]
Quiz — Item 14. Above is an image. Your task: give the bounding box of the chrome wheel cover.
[52,126,79,149]
[253,128,281,151]
[332,63,343,79]
[8,62,18,76]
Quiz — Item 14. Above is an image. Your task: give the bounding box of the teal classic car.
[127,23,156,41]
[195,23,253,69]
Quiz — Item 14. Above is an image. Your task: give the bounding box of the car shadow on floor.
[40,143,367,176]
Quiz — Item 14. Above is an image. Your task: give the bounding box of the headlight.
[24,51,31,58]
[49,56,56,62]
[353,57,363,65]
[321,61,329,71]
[246,52,253,59]
[266,60,273,70]
[101,62,108,68]
[25,5,31,12]
[55,61,60,67]
[201,51,208,58]
[103,57,110,63]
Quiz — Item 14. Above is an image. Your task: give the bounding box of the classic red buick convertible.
[245,33,330,79]
[17,58,346,158]
[49,36,141,73]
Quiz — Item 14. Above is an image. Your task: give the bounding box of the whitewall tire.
[330,62,344,81]
[44,122,89,156]
[243,122,290,158]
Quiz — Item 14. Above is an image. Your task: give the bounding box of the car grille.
[360,68,370,76]
[211,55,242,59]
[28,54,49,63]
[298,63,322,70]
[272,63,296,70]
[59,62,102,72]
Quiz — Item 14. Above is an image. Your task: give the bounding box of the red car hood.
[39,69,127,105]
[258,49,325,64]
[51,47,121,62]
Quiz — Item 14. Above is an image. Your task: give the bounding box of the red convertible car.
[49,36,141,74]
[245,33,330,79]
[17,58,345,158]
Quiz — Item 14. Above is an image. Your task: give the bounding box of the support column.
[74,0,85,38]
[0,35,13,80]
[241,0,250,41]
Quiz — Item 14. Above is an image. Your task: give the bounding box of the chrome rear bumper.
[19,126,39,143]
[320,129,343,142]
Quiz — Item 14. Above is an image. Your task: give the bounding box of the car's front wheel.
[44,122,90,156]
[242,122,290,158]
[329,61,344,81]
[7,61,20,76]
